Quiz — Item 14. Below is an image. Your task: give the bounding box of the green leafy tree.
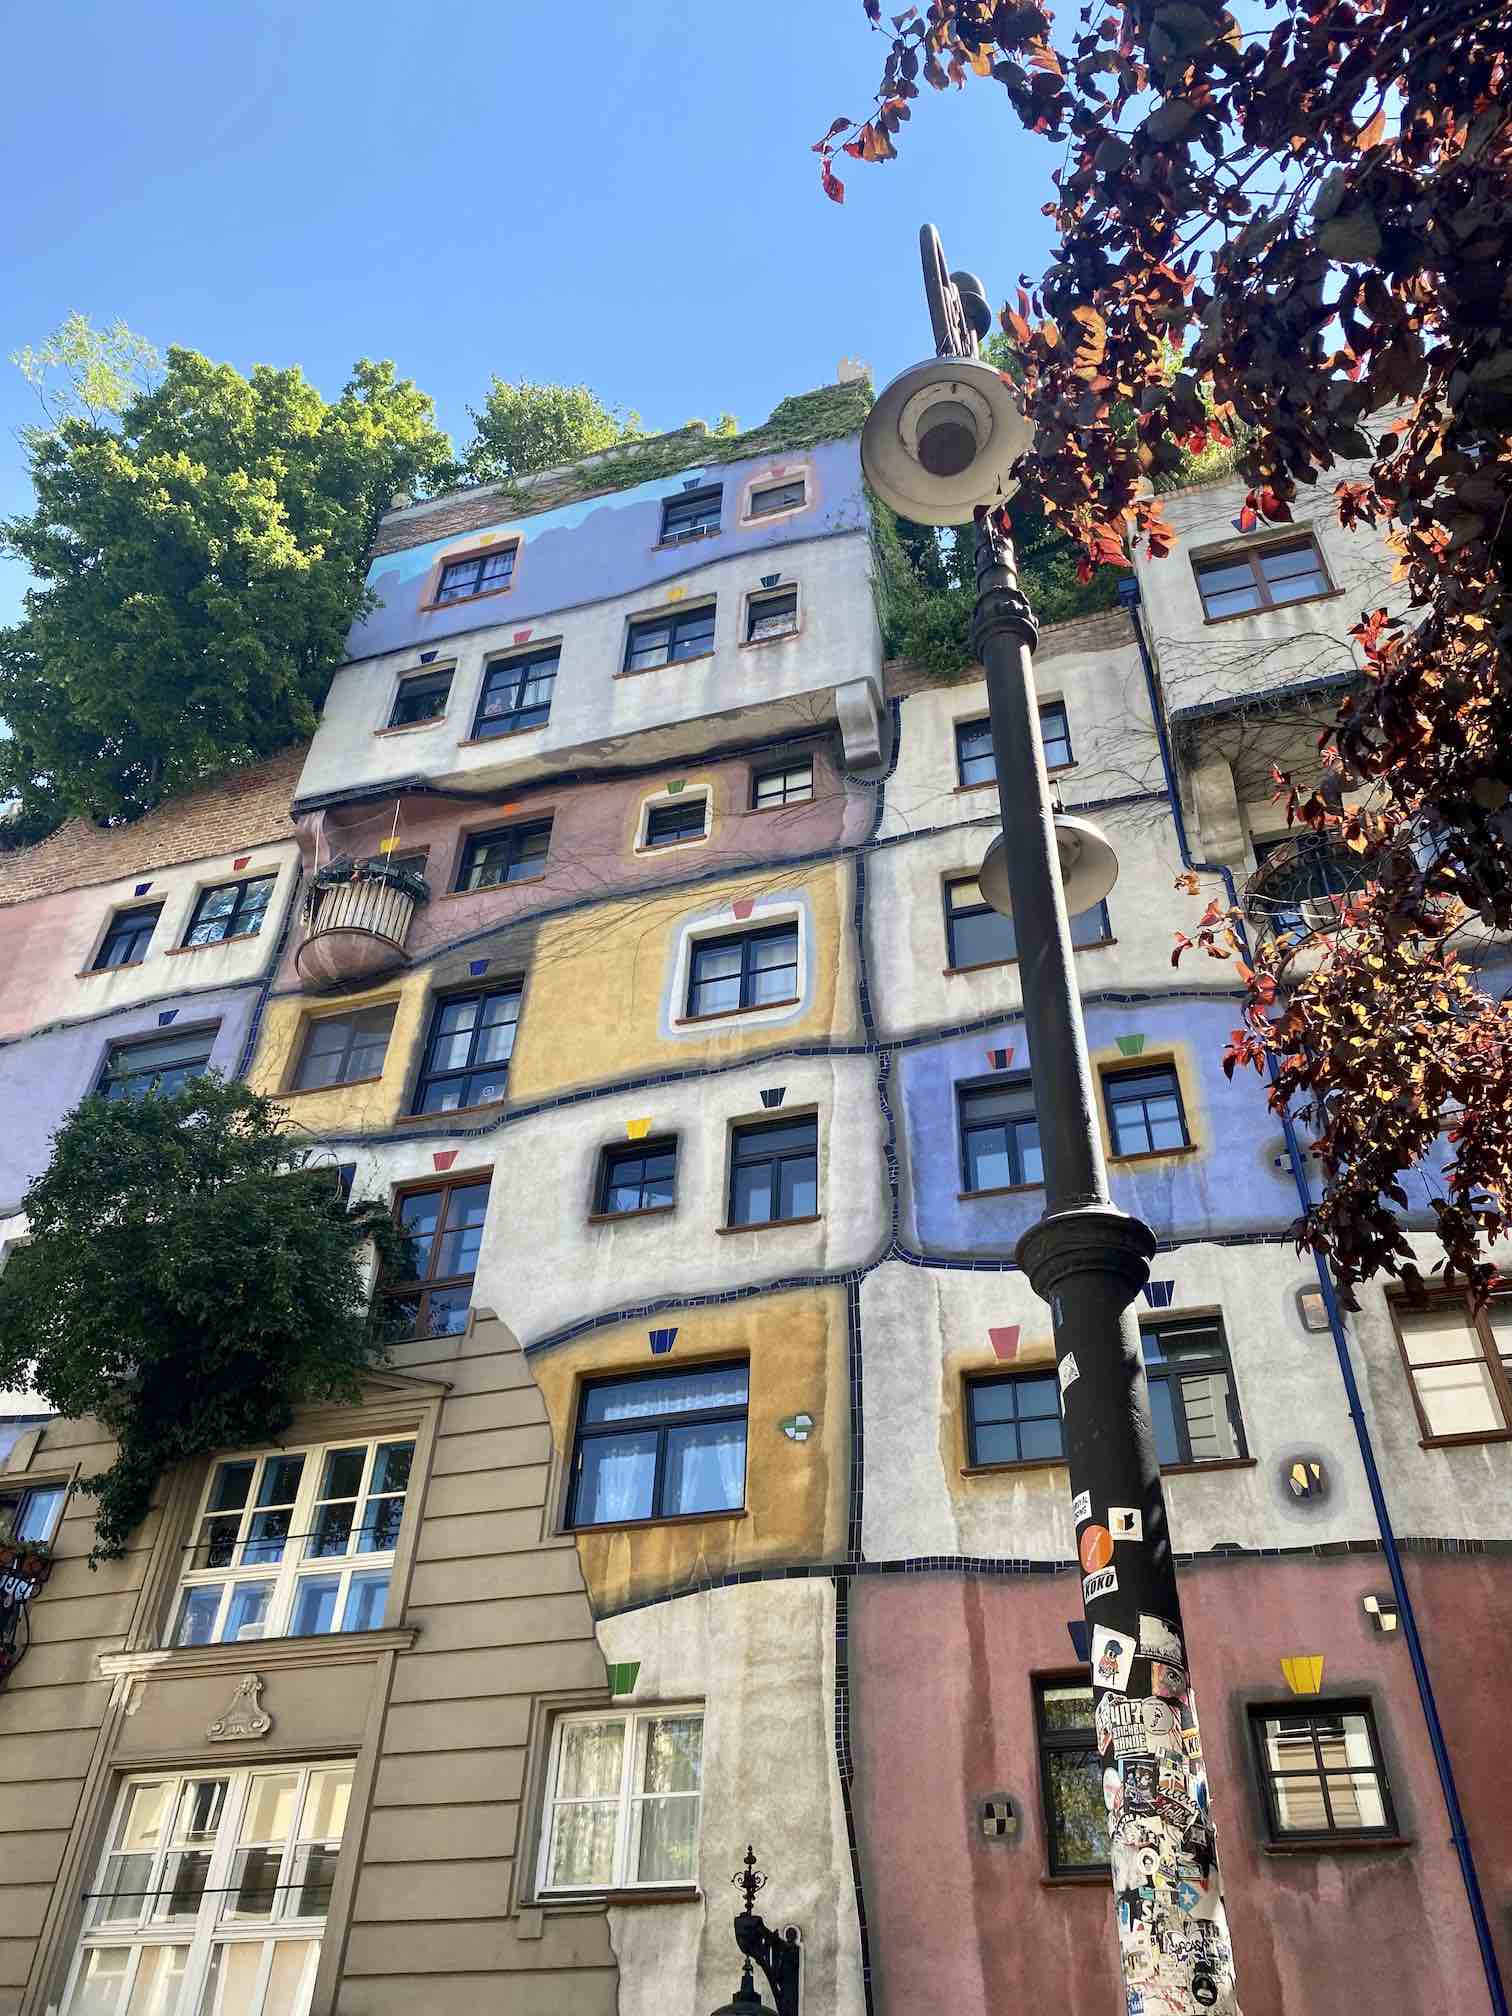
[0,1078,412,1559]
[1,335,455,834]
[463,376,643,482]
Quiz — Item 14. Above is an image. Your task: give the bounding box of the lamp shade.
[978,816,1120,921]
[860,355,1034,525]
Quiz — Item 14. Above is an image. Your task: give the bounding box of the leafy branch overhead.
[823,0,1512,1299]
[0,1079,414,1558]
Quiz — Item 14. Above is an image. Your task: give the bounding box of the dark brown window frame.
[1387,1289,1512,1447]
[382,1172,492,1341]
[1192,534,1334,622]
[420,539,521,612]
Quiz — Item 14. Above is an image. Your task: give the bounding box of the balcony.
[1243,835,1369,970]
[296,857,431,990]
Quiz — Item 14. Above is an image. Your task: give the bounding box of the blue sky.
[0,0,1059,627]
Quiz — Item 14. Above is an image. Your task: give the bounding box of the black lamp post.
[859,226,1244,2016]
[708,1848,802,2016]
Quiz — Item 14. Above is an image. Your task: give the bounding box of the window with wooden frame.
[1390,1293,1512,1444]
[751,758,813,809]
[183,876,276,948]
[727,1115,818,1227]
[382,1176,491,1336]
[567,1364,748,1528]
[967,1371,1064,1468]
[62,1762,352,2016]
[1140,1316,1247,1467]
[291,1004,396,1091]
[958,1077,1042,1193]
[624,603,717,673]
[748,477,806,518]
[97,1028,218,1102]
[944,876,1110,971]
[1249,1701,1397,1843]
[643,797,709,848]
[1194,536,1331,620]
[685,922,798,1018]
[170,1437,414,1646]
[455,820,552,890]
[537,1707,704,1894]
[1103,1063,1191,1157]
[471,648,558,739]
[412,988,520,1113]
[93,903,163,971]
[434,542,517,605]
[744,586,798,643]
[659,485,722,543]
[387,667,453,728]
[1035,1679,1109,1875]
[597,1139,677,1218]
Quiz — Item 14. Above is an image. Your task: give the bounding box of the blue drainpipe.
[1119,578,1509,2016]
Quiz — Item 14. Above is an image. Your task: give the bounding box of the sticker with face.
[1121,1757,1158,1812]
[1138,1614,1184,1666]
[1150,1660,1187,1703]
[1092,1624,1137,1691]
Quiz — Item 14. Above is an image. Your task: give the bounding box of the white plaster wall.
[311,1053,890,1348]
[598,1581,865,2016]
[294,533,883,805]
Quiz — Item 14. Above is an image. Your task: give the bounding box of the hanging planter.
[297,856,432,990]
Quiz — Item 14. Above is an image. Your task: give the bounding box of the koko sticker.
[1071,1489,1091,1525]
[1082,1566,1119,1604]
[1138,1613,1185,1666]
[1092,1624,1137,1691]
[1058,1352,1080,1394]
[1109,1506,1143,1542]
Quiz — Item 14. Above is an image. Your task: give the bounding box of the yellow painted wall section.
[531,1285,850,1615]
[246,973,428,1134]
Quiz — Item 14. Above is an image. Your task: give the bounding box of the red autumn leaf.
[823,165,846,203]
[1357,101,1386,149]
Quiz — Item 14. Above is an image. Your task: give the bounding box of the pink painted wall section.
[849,1555,1512,2016]
[278,734,870,987]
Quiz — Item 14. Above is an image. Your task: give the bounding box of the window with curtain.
[435,544,516,602]
[568,1365,748,1528]
[624,604,717,672]
[470,649,558,738]
[660,486,722,541]
[752,759,813,809]
[412,988,520,1113]
[538,1708,704,1893]
[455,821,552,890]
[1249,1702,1396,1841]
[686,924,799,1017]
[1391,1294,1512,1443]
[96,1028,218,1102]
[292,1004,396,1091]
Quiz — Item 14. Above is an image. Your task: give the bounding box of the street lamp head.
[979,814,1120,920]
[860,354,1033,526]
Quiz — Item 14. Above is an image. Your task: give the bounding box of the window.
[93,904,162,971]
[413,986,520,1113]
[597,1140,677,1217]
[1104,1064,1190,1156]
[644,799,708,848]
[1249,1702,1397,1842]
[1391,1294,1512,1443]
[659,486,722,542]
[1141,1317,1247,1467]
[538,1708,704,1893]
[456,820,552,890]
[292,1004,396,1091]
[171,1438,413,1648]
[749,478,806,518]
[1035,1681,1108,1875]
[955,705,1074,787]
[97,1028,217,1102]
[63,1762,352,2016]
[568,1364,748,1527]
[1195,536,1330,619]
[436,544,516,603]
[383,1178,490,1337]
[625,604,716,673]
[944,877,1110,971]
[966,1372,1063,1467]
[752,759,813,809]
[388,668,453,727]
[728,1116,818,1227]
[471,648,558,739]
[184,875,276,947]
[686,923,798,1018]
[959,1078,1042,1193]
[745,587,798,643]
[1252,834,1369,941]
[0,1483,66,1545]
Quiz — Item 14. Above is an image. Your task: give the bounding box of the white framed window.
[537,1707,704,1894]
[171,1438,414,1648]
[0,1480,66,1544]
[63,1762,351,2016]
[635,789,712,853]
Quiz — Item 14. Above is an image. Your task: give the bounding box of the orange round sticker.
[1079,1525,1114,1573]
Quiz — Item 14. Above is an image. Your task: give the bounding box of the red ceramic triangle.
[432,1150,458,1172]
[989,1326,1021,1361]
[732,897,755,920]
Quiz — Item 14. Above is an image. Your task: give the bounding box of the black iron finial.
[733,1844,767,1916]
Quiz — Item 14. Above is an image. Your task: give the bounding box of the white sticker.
[1058,1352,1080,1393]
[1138,1614,1184,1665]
[1083,1566,1118,1603]
[1109,1507,1142,1541]
[1071,1489,1092,1525]
[1091,1624,1137,1691]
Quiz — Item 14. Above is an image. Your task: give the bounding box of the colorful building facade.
[1,382,1510,2016]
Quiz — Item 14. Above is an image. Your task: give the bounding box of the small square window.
[436,545,516,604]
[728,1116,818,1227]
[538,1707,705,1893]
[598,1139,677,1216]
[687,924,799,1018]
[625,605,716,674]
[457,821,552,891]
[93,903,163,971]
[745,588,798,643]
[749,478,806,518]
[293,1004,396,1091]
[183,876,276,948]
[97,1027,218,1101]
[1103,1064,1190,1157]
[569,1364,748,1527]
[660,487,722,542]
[967,1372,1063,1467]
[644,799,708,848]
[1035,1680,1109,1875]
[752,760,813,809]
[958,1077,1042,1192]
[388,669,453,728]
[1194,536,1330,619]
[472,649,558,739]
[1249,1701,1397,1842]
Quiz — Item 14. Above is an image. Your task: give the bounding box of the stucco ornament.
[207,1672,273,1743]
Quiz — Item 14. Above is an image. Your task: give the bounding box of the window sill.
[959,1456,1255,1480]
[1107,1143,1200,1167]
[954,763,1076,795]
[457,725,547,748]
[1160,1456,1257,1477]
[749,797,816,815]
[958,1183,1045,1202]
[1419,1430,1512,1450]
[99,1626,418,1682]
[396,1098,508,1125]
[1202,587,1342,627]
[962,1458,1067,1479]
[279,1074,386,1100]
[1039,1871,1110,1887]
[420,583,515,615]
[76,960,147,979]
[375,717,447,738]
[652,531,721,552]
[1260,1835,1411,1855]
[716,1215,822,1236]
[675,998,800,1027]
[943,941,1116,977]
[738,630,802,650]
[613,650,716,681]
[435,879,545,900]
[165,932,264,956]
[588,1205,677,1226]
[635,838,710,857]
[541,1885,702,1906]
[571,1507,746,1536]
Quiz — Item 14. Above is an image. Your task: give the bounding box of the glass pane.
[197,1940,262,2015]
[636,1796,698,1883]
[558,1721,626,1800]
[731,1162,773,1225]
[965,1131,1014,1192]
[242,1776,299,1846]
[319,1448,366,1501]
[1197,559,1258,597]
[158,1850,211,1921]
[117,1782,174,1853]
[96,1853,154,1923]
[548,1801,619,1888]
[67,1947,132,2016]
[223,1583,273,1643]
[1039,1684,1094,1733]
[175,1585,223,1647]
[258,1458,304,1508]
[1398,1304,1478,1366]
[125,1946,188,2016]
[576,1435,656,1524]
[290,1576,342,1636]
[1175,1371,1240,1461]
[1416,1359,1504,1436]
[369,1443,413,1496]
[292,1844,341,1917]
[1203,584,1262,618]
[1334,1772,1387,1829]
[1147,1379,1183,1466]
[1069,904,1108,947]
[962,1084,1037,1125]
[302,1768,353,1846]
[1272,1773,1330,1831]
[1018,1417,1064,1461]
[1046,1747,1109,1868]
[208,1462,255,1516]
[418,1285,472,1334]
[640,1715,702,1794]
[263,1942,318,2012]
[583,1368,748,1423]
[664,1420,746,1514]
[751,930,797,970]
[972,1422,1024,1465]
[341,1571,389,1632]
[436,1185,490,1274]
[309,1503,354,1558]
[359,1496,404,1554]
[777,1157,818,1220]
[175,1781,227,1846]
[226,1847,283,1919]
[951,906,1015,967]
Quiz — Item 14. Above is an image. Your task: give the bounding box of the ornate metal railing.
[1242,835,1370,957]
[0,1539,52,1692]
[296,859,431,990]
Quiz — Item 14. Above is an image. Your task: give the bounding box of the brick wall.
[0,746,306,908]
